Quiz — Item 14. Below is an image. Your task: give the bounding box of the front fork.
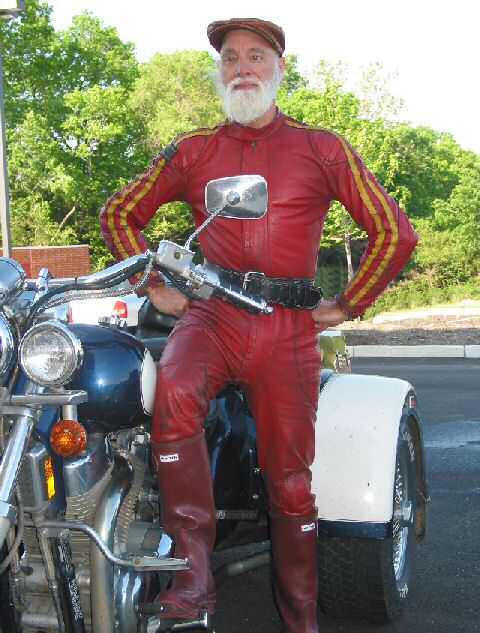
[0,383,42,548]
[0,384,75,633]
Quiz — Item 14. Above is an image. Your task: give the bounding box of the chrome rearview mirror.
[0,257,26,306]
[184,175,268,251]
[205,175,268,220]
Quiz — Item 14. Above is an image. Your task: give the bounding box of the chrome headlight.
[19,321,83,386]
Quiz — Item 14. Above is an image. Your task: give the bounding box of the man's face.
[217,29,285,125]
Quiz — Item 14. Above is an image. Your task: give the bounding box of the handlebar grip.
[199,264,274,315]
[212,284,274,314]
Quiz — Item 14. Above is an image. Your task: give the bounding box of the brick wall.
[0,245,90,279]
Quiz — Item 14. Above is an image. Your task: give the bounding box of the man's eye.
[222,56,235,64]
[251,55,263,62]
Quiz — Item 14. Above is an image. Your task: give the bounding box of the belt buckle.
[243,271,265,291]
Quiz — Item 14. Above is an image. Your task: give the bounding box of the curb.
[347,345,480,358]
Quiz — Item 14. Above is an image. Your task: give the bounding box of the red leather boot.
[270,515,319,633]
[150,432,216,619]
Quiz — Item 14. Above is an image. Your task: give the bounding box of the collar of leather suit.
[225,109,285,141]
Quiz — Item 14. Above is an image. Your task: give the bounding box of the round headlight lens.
[20,321,82,386]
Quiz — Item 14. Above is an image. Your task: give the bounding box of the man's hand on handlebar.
[146,285,190,318]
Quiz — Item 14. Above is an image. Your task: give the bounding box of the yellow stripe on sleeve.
[106,159,165,259]
[337,138,387,301]
[349,175,399,303]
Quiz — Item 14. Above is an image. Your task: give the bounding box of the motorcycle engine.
[16,430,165,633]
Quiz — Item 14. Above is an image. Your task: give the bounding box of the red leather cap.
[207,18,285,56]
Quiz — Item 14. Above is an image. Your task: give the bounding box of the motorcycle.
[0,176,428,633]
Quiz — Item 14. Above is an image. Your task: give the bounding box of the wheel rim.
[392,448,412,581]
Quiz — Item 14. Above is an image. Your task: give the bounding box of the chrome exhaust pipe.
[90,454,133,633]
[213,550,270,585]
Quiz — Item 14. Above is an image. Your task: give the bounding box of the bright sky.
[48,0,480,154]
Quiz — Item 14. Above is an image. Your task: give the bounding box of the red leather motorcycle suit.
[100,110,418,517]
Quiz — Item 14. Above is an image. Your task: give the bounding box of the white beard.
[216,64,283,125]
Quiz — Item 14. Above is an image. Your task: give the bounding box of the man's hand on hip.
[146,285,190,318]
[311,299,347,332]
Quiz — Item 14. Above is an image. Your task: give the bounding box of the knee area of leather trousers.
[267,470,316,517]
[152,362,210,443]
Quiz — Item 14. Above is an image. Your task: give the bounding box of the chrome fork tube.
[0,411,36,500]
[0,385,41,547]
[90,454,133,633]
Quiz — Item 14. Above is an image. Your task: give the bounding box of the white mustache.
[226,77,262,91]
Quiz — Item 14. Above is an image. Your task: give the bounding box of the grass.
[363,276,480,319]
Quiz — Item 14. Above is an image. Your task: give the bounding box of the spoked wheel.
[317,417,418,622]
[392,432,415,590]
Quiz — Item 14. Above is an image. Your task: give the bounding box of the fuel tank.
[67,324,156,432]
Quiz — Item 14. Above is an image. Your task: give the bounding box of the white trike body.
[312,374,416,525]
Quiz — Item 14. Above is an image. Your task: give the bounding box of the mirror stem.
[184,203,227,251]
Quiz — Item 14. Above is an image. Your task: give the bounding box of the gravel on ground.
[341,315,480,346]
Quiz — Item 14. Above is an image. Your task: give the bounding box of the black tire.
[0,544,22,632]
[317,417,417,623]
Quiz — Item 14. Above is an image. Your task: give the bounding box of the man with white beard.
[215,36,284,127]
[101,18,418,633]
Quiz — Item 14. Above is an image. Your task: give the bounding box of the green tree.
[131,50,224,153]
[1,5,146,265]
[0,0,57,126]
[357,62,404,121]
[277,54,307,97]
[7,109,77,246]
[416,162,480,284]
[129,50,226,244]
[373,125,462,217]
[53,12,138,93]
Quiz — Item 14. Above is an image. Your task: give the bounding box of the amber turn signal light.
[44,456,56,499]
[50,420,87,458]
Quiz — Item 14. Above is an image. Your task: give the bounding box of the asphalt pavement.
[213,358,480,633]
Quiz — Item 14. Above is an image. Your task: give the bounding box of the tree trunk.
[58,206,76,230]
[344,213,354,281]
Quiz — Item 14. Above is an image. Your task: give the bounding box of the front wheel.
[317,417,417,622]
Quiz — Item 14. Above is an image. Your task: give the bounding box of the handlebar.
[32,243,273,317]
[43,254,150,290]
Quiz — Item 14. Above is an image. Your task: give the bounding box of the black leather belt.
[210,263,323,310]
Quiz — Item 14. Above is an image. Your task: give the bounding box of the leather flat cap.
[207,18,285,56]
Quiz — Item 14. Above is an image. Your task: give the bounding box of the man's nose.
[234,58,251,76]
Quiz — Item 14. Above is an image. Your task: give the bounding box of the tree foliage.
[131,50,224,153]
[0,3,147,266]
